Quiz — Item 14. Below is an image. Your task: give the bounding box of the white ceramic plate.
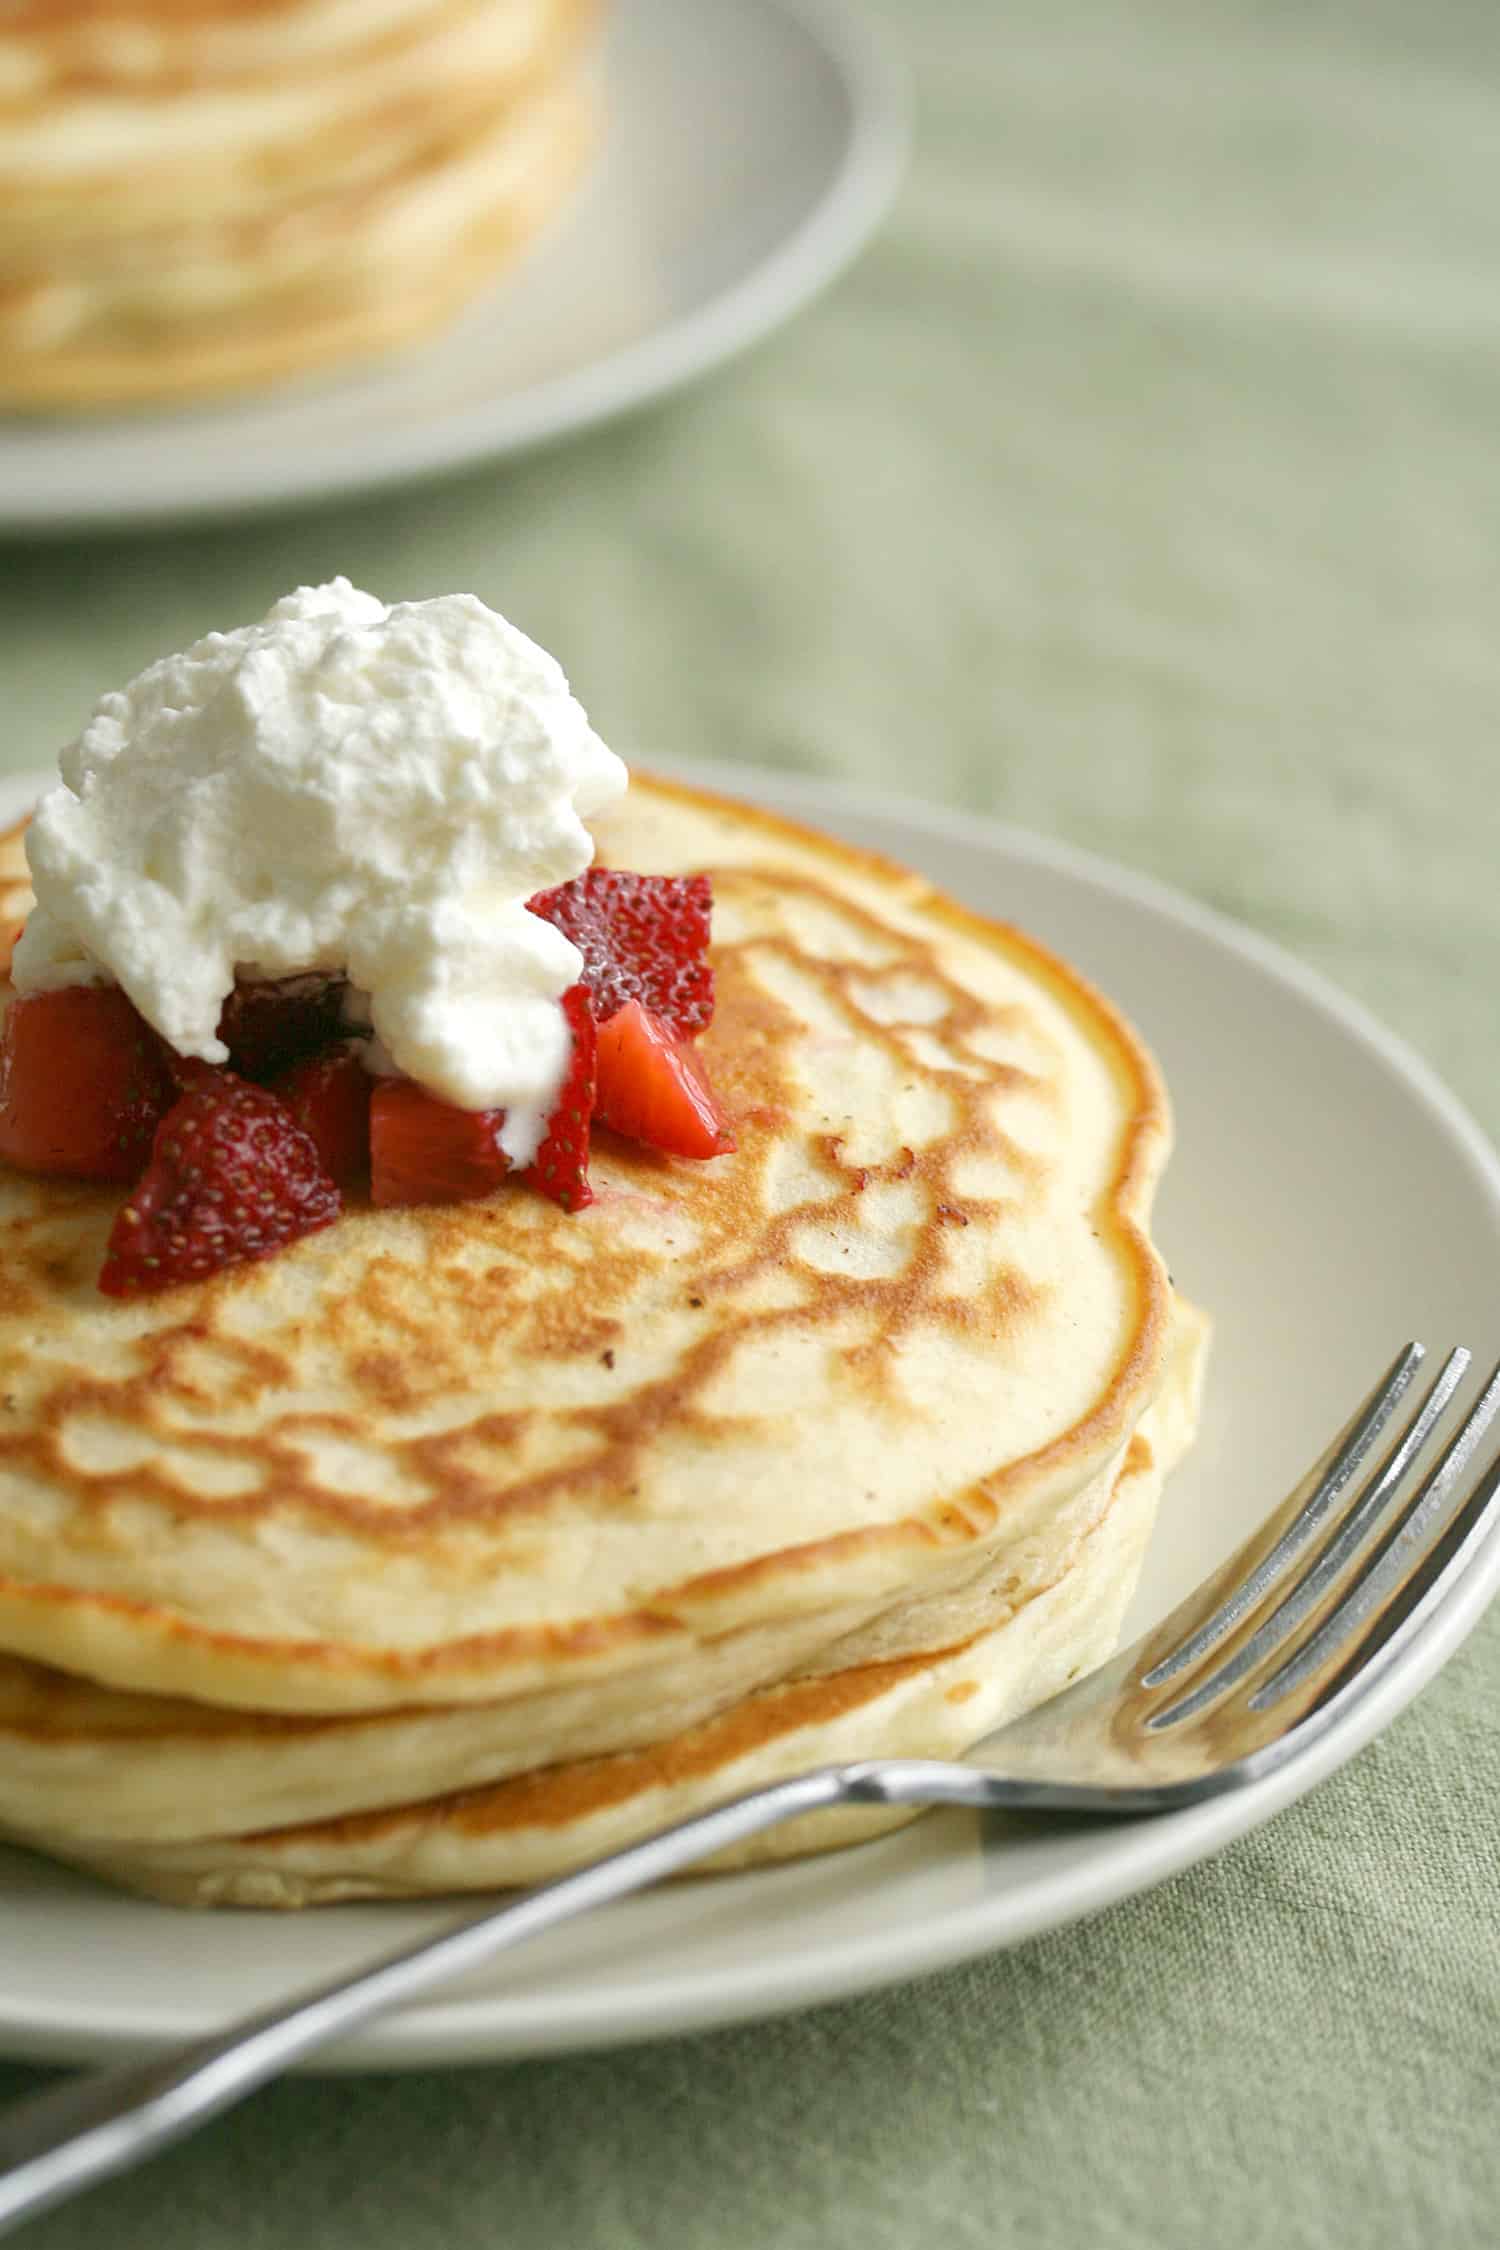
[1,762,1498,2071]
[0,0,904,534]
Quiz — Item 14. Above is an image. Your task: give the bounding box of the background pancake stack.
[0,0,598,408]
[0,777,1206,1907]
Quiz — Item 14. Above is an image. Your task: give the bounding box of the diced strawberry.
[0,985,174,1182]
[272,1045,372,1189]
[369,1081,509,1209]
[216,973,351,1082]
[594,1001,735,1160]
[527,871,715,1039]
[98,1074,340,1297]
[526,983,596,1212]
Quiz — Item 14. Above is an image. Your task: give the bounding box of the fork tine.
[1248,1360,1500,1713]
[1145,1348,1472,1727]
[1142,1341,1428,1687]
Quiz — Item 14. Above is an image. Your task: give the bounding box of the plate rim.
[0,0,909,535]
[0,759,1497,2069]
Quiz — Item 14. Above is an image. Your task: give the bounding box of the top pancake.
[0,775,1173,1716]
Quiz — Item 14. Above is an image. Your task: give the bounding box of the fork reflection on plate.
[2,1340,1498,2238]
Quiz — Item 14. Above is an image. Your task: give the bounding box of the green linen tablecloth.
[2,0,1498,2242]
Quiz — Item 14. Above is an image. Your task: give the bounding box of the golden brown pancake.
[0,0,597,406]
[0,773,1205,1903]
[0,1305,1206,1903]
[0,822,28,929]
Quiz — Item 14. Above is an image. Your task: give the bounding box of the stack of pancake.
[0,0,597,409]
[0,777,1206,1906]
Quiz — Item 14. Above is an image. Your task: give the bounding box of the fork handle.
[0,1760,986,2238]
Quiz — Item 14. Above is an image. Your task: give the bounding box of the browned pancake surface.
[0,778,1171,1720]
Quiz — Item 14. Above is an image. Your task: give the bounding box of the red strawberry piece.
[216,972,352,1082]
[594,1001,735,1161]
[0,985,174,1183]
[98,1074,340,1297]
[272,1045,372,1190]
[526,983,596,1212]
[527,870,715,1039]
[368,1080,509,1209]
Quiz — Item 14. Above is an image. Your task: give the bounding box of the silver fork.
[3,1340,1499,2239]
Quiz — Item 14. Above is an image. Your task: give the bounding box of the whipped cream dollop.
[13,579,627,1164]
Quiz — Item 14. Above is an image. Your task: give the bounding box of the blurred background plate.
[0,0,904,535]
